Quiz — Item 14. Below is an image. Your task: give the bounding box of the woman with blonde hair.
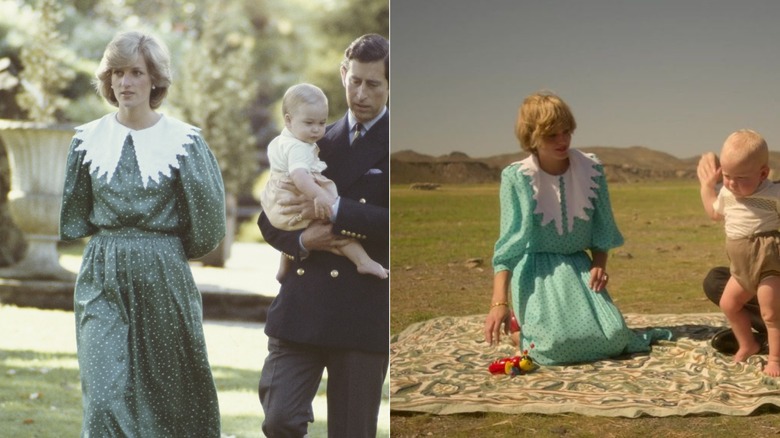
[483,91,670,365]
[60,30,224,436]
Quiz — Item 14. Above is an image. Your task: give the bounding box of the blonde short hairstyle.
[515,91,577,153]
[94,31,172,109]
[721,129,768,167]
[281,83,328,117]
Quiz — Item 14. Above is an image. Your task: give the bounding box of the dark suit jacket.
[258,111,389,353]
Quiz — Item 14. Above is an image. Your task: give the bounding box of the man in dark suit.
[257,34,389,437]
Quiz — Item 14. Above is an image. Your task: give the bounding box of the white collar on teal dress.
[517,148,602,235]
[73,113,199,188]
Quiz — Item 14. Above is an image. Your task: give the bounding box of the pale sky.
[390,0,780,159]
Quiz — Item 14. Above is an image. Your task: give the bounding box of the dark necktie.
[352,123,363,145]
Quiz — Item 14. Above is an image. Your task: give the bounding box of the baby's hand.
[697,152,721,189]
[313,196,335,220]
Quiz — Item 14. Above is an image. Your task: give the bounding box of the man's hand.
[300,222,349,252]
[277,183,315,220]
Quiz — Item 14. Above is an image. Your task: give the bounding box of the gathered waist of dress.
[96,227,177,239]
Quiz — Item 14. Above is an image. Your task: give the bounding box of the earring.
[152,85,156,90]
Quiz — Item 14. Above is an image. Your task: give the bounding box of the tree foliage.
[0,0,388,196]
[299,0,389,122]
[14,0,73,122]
[169,2,259,195]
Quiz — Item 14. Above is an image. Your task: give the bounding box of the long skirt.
[513,250,671,365]
[74,229,220,437]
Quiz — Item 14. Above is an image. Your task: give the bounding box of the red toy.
[488,344,537,376]
[509,311,520,333]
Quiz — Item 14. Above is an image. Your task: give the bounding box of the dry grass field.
[389,180,780,437]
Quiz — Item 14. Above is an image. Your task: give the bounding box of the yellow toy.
[488,344,537,376]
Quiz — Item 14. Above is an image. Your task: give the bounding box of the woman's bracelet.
[490,302,508,309]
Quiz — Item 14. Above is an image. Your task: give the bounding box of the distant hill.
[391,151,500,184]
[391,146,780,184]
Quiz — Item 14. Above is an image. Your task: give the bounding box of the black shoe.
[711,328,768,355]
[711,328,739,354]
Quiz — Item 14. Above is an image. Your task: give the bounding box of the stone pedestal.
[0,120,76,281]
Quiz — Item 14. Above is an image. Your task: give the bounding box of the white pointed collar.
[73,113,199,187]
[517,149,602,235]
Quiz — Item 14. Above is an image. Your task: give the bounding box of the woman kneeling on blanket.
[483,91,671,365]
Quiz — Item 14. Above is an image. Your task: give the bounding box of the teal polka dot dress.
[493,149,671,365]
[60,114,224,436]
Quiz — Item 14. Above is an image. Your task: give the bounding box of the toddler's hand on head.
[697,152,722,188]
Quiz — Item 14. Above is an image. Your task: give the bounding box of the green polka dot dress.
[493,149,671,365]
[60,114,224,436]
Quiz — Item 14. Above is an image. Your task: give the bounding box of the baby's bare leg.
[341,240,388,279]
[720,276,761,362]
[758,277,780,376]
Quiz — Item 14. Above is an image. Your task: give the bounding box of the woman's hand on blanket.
[484,305,511,346]
[589,266,608,292]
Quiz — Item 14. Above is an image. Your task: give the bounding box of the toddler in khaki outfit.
[698,129,780,376]
[260,83,388,281]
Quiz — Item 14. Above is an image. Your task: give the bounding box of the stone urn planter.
[0,120,76,281]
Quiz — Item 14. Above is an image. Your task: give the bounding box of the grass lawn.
[8,219,390,437]
[390,180,780,437]
[0,305,298,438]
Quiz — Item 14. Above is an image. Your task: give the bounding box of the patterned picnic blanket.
[390,313,780,417]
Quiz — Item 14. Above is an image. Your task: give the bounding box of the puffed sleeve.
[589,165,624,252]
[60,137,96,240]
[286,141,319,173]
[492,165,531,273]
[176,135,226,259]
